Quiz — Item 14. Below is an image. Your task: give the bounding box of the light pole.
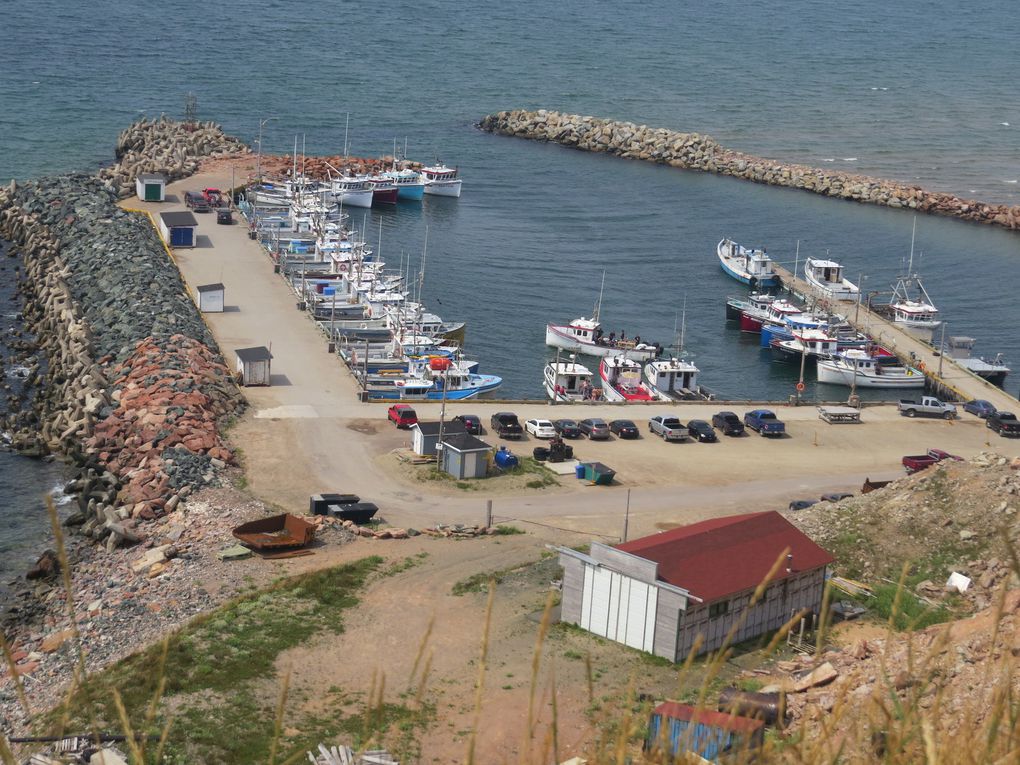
[255,116,278,184]
[854,274,867,324]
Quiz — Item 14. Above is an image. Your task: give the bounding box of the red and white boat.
[364,176,399,205]
[598,358,657,402]
[740,297,803,333]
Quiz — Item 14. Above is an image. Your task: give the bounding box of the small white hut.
[235,346,272,386]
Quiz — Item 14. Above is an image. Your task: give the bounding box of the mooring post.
[485,499,492,529]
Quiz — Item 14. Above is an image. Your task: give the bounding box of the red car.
[387,404,417,428]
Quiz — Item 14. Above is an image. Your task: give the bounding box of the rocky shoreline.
[479,109,1020,231]
[0,120,249,698]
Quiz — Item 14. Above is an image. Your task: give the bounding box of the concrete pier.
[773,263,1018,411]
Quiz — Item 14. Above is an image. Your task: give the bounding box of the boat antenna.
[794,240,800,288]
[593,270,606,322]
[343,112,350,159]
[679,294,687,355]
[907,216,917,277]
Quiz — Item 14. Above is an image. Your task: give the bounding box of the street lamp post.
[256,116,278,184]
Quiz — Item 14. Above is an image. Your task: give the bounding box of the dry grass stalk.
[520,590,556,762]
[0,630,30,720]
[465,580,495,765]
[268,665,292,765]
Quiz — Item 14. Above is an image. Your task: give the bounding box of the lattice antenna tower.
[184,92,198,126]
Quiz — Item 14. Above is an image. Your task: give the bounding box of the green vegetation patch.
[40,557,432,764]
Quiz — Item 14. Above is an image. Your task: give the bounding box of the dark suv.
[490,412,523,439]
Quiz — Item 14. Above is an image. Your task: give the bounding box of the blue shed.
[646,702,764,762]
[158,211,199,249]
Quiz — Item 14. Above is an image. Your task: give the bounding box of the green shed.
[135,173,166,202]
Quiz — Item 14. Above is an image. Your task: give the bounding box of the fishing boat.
[384,168,426,200]
[545,272,661,360]
[644,358,711,401]
[887,221,941,336]
[816,349,924,388]
[804,258,859,300]
[364,176,399,205]
[770,328,840,364]
[421,164,463,197]
[717,238,779,287]
[366,362,502,400]
[739,298,804,333]
[328,176,375,208]
[598,358,657,402]
[544,361,599,402]
[946,336,1010,386]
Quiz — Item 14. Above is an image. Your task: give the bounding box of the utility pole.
[622,489,631,543]
[938,322,947,377]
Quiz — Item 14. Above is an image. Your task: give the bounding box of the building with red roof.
[557,511,833,661]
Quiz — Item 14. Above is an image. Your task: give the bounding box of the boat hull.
[334,189,374,208]
[424,180,462,198]
[816,361,925,388]
[545,325,658,361]
[598,360,656,402]
[396,183,425,200]
[371,188,399,205]
[719,257,779,287]
[739,313,764,333]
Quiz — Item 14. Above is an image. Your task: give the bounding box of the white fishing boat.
[644,358,711,401]
[544,361,599,402]
[770,328,840,364]
[804,258,859,300]
[328,176,374,208]
[421,164,462,197]
[888,220,941,335]
[946,336,1010,386]
[717,238,779,287]
[816,349,924,388]
[598,358,657,402]
[545,272,661,361]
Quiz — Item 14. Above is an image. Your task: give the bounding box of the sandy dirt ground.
[118,166,1020,761]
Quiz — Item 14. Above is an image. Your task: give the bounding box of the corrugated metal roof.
[652,701,764,734]
[616,511,832,602]
[159,211,199,228]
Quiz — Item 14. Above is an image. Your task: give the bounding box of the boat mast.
[678,295,687,356]
[593,270,606,322]
[907,216,917,277]
[343,112,350,159]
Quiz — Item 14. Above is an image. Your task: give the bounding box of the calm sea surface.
[0,0,1018,578]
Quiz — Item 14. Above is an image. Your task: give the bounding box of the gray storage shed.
[158,211,199,248]
[438,433,492,479]
[196,283,225,313]
[136,173,166,202]
[557,511,833,660]
[235,346,272,386]
[411,421,466,457]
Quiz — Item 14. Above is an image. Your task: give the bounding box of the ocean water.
[0,1,1018,572]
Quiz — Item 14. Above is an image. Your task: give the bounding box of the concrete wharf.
[772,263,1018,413]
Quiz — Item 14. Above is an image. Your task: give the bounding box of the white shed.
[196,283,224,313]
[235,346,272,386]
[135,173,166,202]
[411,421,467,457]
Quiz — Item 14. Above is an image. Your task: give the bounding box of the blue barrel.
[494,448,518,469]
[575,463,586,479]
[323,287,336,296]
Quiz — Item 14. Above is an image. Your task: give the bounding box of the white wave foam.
[1005,179,1018,184]
[821,158,835,162]
[1001,122,1010,126]
[6,365,30,379]
[47,483,74,507]
[842,157,859,162]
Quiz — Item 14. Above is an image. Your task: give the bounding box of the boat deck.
[773,263,1018,412]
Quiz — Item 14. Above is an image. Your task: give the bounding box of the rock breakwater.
[479,109,1020,231]
[0,171,244,552]
[97,116,249,198]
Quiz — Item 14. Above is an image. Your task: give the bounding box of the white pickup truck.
[898,396,957,419]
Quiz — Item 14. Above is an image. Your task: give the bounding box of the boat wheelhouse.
[599,358,657,402]
[804,258,859,300]
[644,358,711,401]
[421,164,463,197]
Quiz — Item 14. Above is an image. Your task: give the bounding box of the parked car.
[553,419,582,439]
[902,448,963,474]
[184,190,211,212]
[686,420,718,443]
[711,411,745,437]
[648,415,690,441]
[788,499,819,511]
[963,399,997,419]
[525,418,557,438]
[387,404,417,429]
[987,411,1020,437]
[897,396,956,419]
[578,418,611,440]
[820,492,854,502]
[744,409,786,437]
[452,414,482,435]
[490,412,524,439]
[609,419,639,439]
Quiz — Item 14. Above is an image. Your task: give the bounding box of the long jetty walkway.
[773,263,1018,412]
